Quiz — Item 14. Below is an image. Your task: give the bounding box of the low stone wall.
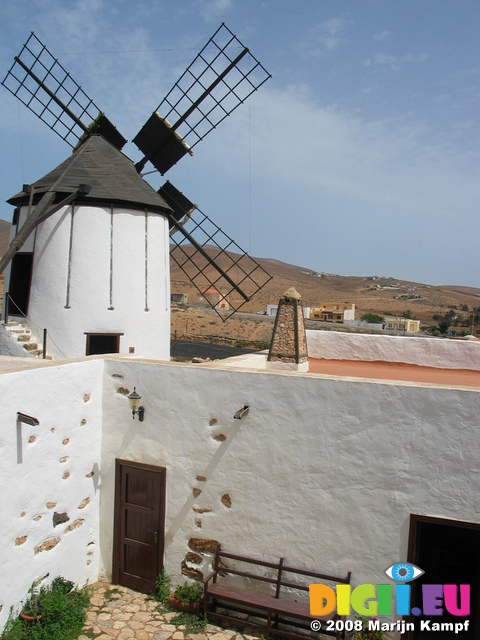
[307,330,480,370]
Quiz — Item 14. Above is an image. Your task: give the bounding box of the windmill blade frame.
[1,32,126,150]
[134,22,271,174]
[161,182,272,321]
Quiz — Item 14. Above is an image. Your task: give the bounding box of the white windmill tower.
[0,26,272,359]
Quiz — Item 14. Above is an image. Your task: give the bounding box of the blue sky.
[0,0,479,286]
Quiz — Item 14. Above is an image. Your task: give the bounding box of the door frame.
[112,459,166,590]
[407,513,480,639]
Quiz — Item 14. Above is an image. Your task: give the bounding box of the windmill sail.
[134,23,271,174]
[2,26,273,321]
[1,32,126,150]
[159,182,272,320]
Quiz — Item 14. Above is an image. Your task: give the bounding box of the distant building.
[200,288,230,311]
[310,302,355,324]
[171,293,188,304]
[384,317,421,332]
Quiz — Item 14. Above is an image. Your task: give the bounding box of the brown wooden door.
[113,459,166,593]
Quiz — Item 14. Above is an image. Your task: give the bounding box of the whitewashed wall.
[99,359,480,608]
[307,329,480,370]
[0,360,103,627]
[0,353,478,637]
[7,203,171,360]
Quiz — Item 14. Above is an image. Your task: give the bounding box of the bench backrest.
[213,545,351,598]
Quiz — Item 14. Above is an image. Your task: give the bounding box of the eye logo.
[385,562,424,582]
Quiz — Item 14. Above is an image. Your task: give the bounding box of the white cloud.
[365,52,428,70]
[200,84,479,221]
[198,0,233,22]
[298,17,348,57]
[373,30,391,42]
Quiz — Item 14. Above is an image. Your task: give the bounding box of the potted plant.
[19,584,44,624]
[1,577,91,640]
[352,616,385,640]
[169,581,204,613]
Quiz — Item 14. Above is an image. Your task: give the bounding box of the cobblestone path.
[80,582,261,640]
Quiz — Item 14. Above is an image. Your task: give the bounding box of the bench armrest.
[203,570,217,587]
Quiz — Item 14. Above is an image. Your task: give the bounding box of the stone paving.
[79,582,261,640]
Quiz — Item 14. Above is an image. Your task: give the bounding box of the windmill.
[0,25,272,359]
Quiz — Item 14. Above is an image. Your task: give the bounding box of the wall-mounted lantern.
[128,387,145,421]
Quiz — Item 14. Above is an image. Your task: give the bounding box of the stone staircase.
[2,319,51,358]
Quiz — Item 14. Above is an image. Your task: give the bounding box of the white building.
[2,135,172,360]
[0,332,479,639]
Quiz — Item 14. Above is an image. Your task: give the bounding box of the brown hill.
[0,220,10,257]
[1,221,478,341]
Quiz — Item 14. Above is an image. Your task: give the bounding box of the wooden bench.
[203,545,351,640]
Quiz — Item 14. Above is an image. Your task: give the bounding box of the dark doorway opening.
[407,514,480,639]
[85,333,121,355]
[112,460,166,593]
[8,253,33,316]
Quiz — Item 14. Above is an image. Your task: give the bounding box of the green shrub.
[1,577,91,640]
[154,568,172,604]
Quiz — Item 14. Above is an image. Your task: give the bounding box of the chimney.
[267,287,308,372]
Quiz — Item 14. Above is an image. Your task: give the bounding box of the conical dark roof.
[7,135,172,215]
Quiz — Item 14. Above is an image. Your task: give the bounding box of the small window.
[85,333,122,356]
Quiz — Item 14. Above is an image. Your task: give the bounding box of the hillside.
[1,220,479,344]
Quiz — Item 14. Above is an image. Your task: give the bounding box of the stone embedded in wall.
[28,435,36,443]
[83,394,90,403]
[46,502,57,509]
[53,512,70,528]
[78,497,90,509]
[188,538,218,554]
[64,519,84,533]
[15,535,27,546]
[62,471,70,480]
[209,418,218,425]
[181,560,204,581]
[116,387,130,396]
[62,438,70,445]
[213,433,226,442]
[51,428,55,433]
[59,457,68,463]
[193,507,212,514]
[20,511,26,517]
[80,419,87,426]
[196,475,207,482]
[221,493,232,508]
[112,374,124,379]
[33,515,42,522]
[185,552,203,565]
[195,519,202,528]
[34,537,60,554]
[86,560,91,565]
[193,488,202,498]
[85,470,94,478]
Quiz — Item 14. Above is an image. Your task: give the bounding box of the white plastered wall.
[12,203,170,360]
[99,358,480,615]
[0,353,478,637]
[0,359,103,627]
[307,329,480,370]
